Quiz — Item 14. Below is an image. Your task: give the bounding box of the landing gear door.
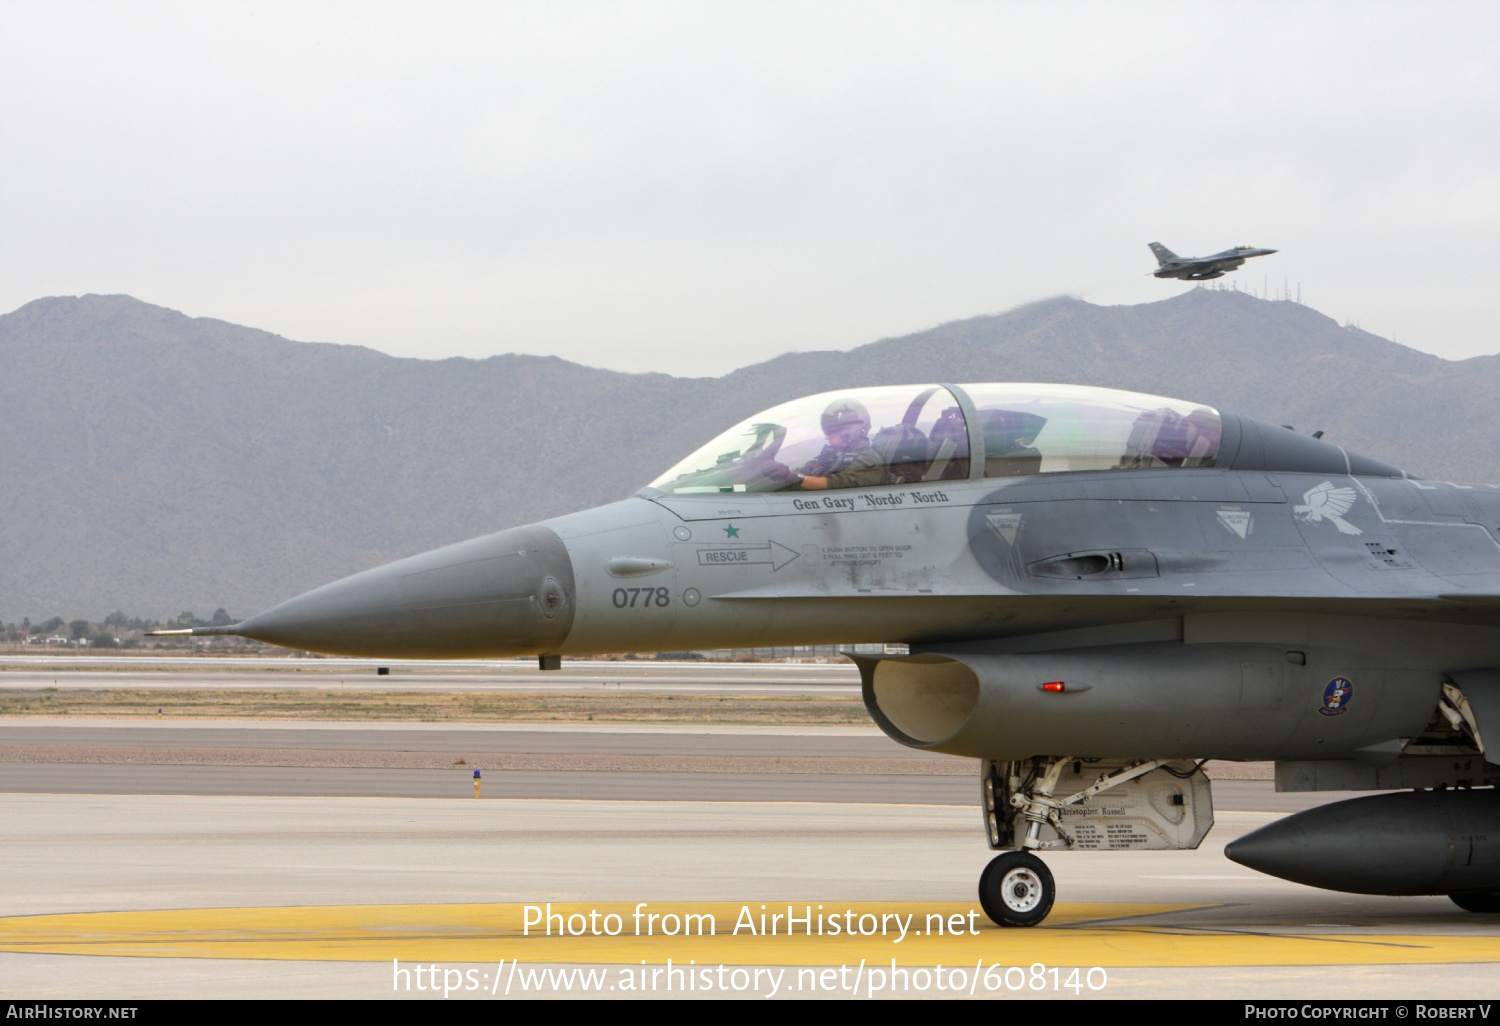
[1449,671,1500,765]
[984,759,1214,851]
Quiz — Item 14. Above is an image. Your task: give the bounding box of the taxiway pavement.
[1,793,1494,1000]
[0,719,1342,810]
[0,657,858,694]
[0,660,1488,1001]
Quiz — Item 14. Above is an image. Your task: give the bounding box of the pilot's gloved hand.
[758,460,794,483]
[799,475,829,490]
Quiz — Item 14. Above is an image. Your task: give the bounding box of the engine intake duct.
[856,654,980,745]
[1226,789,1500,895]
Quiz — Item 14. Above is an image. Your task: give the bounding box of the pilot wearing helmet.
[797,399,886,490]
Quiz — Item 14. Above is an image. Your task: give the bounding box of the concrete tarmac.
[0,762,1356,810]
[1,794,1496,1000]
[0,659,1491,1001]
[0,657,859,694]
[0,719,1345,810]
[0,720,930,757]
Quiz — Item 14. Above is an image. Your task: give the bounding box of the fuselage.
[220,383,1500,766]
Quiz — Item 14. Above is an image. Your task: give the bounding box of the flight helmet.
[821,399,871,442]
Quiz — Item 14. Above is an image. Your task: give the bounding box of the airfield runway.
[3,791,1495,1000]
[0,656,859,694]
[0,661,1495,1000]
[0,720,1347,810]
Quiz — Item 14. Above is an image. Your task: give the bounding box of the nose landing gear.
[979,756,1189,928]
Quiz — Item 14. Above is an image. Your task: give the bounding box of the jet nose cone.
[236,524,575,658]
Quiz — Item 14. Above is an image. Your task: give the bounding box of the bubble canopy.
[648,383,1221,495]
[965,383,1220,477]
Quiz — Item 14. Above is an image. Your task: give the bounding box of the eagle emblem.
[1294,481,1363,535]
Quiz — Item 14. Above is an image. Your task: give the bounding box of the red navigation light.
[1041,681,1066,693]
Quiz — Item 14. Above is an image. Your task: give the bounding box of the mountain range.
[2,290,1496,621]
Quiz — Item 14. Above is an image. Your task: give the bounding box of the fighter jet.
[153,382,1500,926]
[1149,241,1276,280]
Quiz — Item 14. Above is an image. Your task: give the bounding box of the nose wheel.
[979,851,1055,927]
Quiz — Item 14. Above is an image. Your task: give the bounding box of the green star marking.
[723,524,740,538]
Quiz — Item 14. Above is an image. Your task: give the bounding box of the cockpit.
[648,383,1223,495]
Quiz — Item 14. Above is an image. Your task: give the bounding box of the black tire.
[1450,892,1500,913]
[978,851,1055,927]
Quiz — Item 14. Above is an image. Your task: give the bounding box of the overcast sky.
[2,1,1495,375]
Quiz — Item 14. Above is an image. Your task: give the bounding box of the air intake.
[863,655,980,745]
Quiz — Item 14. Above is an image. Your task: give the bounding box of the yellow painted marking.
[1,902,1497,967]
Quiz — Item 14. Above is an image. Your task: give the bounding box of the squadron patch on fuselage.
[1318,676,1354,717]
[1294,482,1363,536]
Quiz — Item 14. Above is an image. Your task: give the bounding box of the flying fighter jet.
[1149,241,1276,280]
[153,382,1500,927]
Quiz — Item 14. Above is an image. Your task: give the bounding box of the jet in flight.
[1149,241,1276,280]
[155,382,1500,927]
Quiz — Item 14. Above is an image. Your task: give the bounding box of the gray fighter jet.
[1149,241,1276,280]
[153,382,1500,926]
